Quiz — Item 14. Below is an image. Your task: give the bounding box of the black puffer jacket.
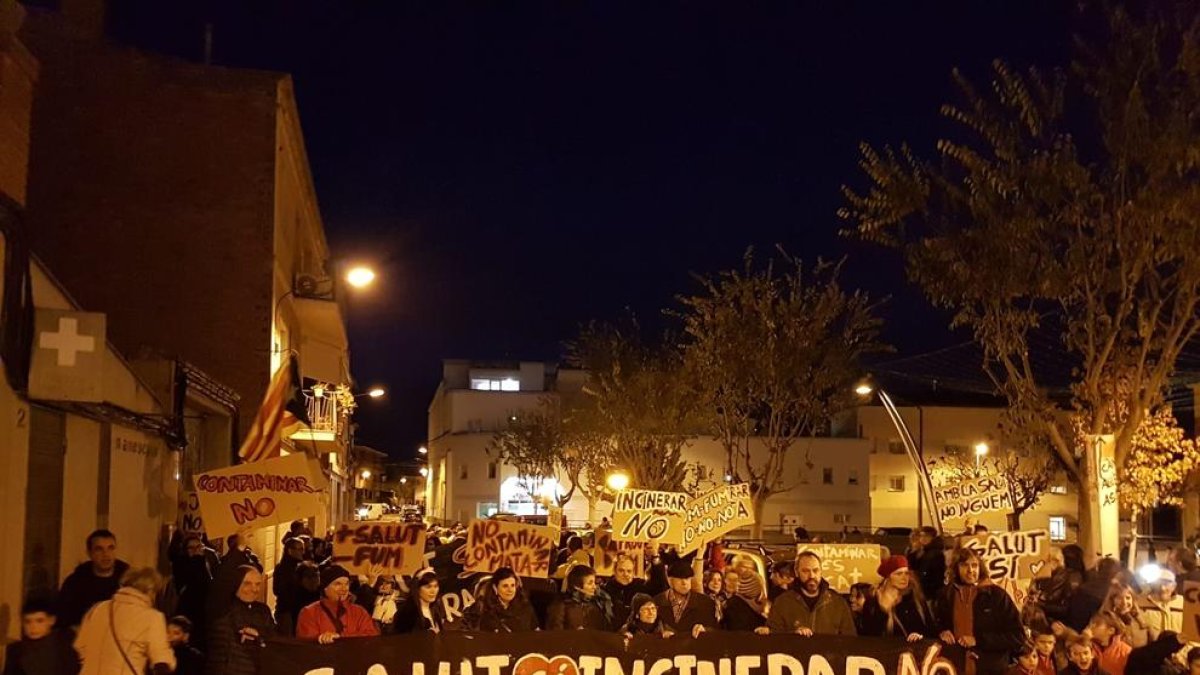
[204,601,275,675]
[858,592,933,638]
[907,539,946,598]
[459,599,540,632]
[546,591,614,631]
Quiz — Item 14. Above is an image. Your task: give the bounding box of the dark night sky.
[108,1,1073,459]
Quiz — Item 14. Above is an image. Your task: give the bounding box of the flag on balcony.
[238,355,311,463]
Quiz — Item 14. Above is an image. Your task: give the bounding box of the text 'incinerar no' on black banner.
[262,631,965,675]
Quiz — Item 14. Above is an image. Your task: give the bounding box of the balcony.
[290,383,354,453]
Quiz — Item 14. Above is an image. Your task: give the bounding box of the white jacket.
[75,587,176,675]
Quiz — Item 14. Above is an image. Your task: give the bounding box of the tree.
[558,389,620,521]
[839,4,1200,558]
[927,432,1059,531]
[487,398,575,510]
[565,320,696,492]
[677,251,886,537]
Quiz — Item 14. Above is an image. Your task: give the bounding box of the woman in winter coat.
[936,548,1024,675]
[546,565,615,631]
[703,570,729,621]
[296,566,380,643]
[204,566,275,675]
[75,567,175,675]
[459,567,540,632]
[394,571,448,633]
[859,555,933,641]
[620,593,673,638]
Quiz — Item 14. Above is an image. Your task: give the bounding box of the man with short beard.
[604,556,647,623]
[766,552,855,636]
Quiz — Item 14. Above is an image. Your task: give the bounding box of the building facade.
[425,359,873,533]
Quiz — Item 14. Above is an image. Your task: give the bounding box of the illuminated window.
[1050,485,1068,495]
[470,377,521,392]
[1049,516,1067,541]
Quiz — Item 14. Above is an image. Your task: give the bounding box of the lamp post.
[605,471,630,492]
[974,442,990,471]
[855,382,942,534]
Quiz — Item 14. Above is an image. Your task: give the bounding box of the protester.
[167,616,204,675]
[296,565,379,643]
[205,535,264,624]
[653,561,717,638]
[459,567,540,632]
[1087,611,1131,675]
[703,570,728,620]
[767,551,856,637]
[204,565,274,675]
[857,555,932,641]
[3,597,78,675]
[558,536,590,568]
[1067,558,1121,631]
[603,556,647,623]
[1005,640,1040,675]
[57,530,130,630]
[767,560,796,601]
[848,582,873,634]
[722,557,768,633]
[906,526,947,599]
[1139,570,1184,637]
[620,593,672,638]
[371,576,402,633]
[75,567,175,675]
[1062,634,1108,675]
[1031,631,1059,675]
[1032,547,1082,626]
[1168,547,1200,585]
[547,565,615,630]
[394,570,447,633]
[1125,630,1186,675]
[1103,583,1150,648]
[935,547,1023,675]
[172,535,214,643]
[272,537,306,634]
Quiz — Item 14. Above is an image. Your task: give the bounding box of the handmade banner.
[262,630,964,675]
[463,518,557,578]
[194,453,325,538]
[679,483,754,554]
[933,475,1012,522]
[961,530,1050,606]
[593,530,646,578]
[1184,581,1200,642]
[331,521,427,577]
[612,489,688,545]
[797,543,883,593]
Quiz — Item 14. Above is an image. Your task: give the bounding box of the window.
[477,502,499,518]
[1049,516,1067,541]
[1049,485,1068,495]
[888,476,906,492]
[470,378,520,392]
[822,468,833,485]
[487,462,498,480]
[848,470,859,485]
[887,439,906,455]
[459,463,469,480]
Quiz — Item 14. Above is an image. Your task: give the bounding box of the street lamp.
[400,477,407,484]
[855,380,942,533]
[606,471,630,491]
[360,469,371,480]
[367,387,385,398]
[418,446,428,455]
[345,266,377,289]
[974,442,990,470]
[419,467,429,477]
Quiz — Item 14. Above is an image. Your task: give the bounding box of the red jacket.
[1094,638,1130,675]
[296,599,380,640]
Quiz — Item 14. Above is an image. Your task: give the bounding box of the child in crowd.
[1063,635,1109,675]
[847,582,873,635]
[1031,630,1058,675]
[166,616,204,675]
[3,598,78,675]
[1005,640,1039,675]
[1088,611,1131,675]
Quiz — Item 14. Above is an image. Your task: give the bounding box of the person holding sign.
[935,548,1023,675]
[295,566,379,644]
[767,551,857,637]
[458,567,539,632]
[858,555,933,642]
[653,561,717,638]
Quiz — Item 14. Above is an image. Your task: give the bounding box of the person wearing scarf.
[620,593,673,638]
[722,558,769,633]
[295,566,379,643]
[546,565,615,630]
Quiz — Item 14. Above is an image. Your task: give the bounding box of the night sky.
[108,1,1073,458]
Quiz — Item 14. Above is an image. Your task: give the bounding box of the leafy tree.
[677,251,886,537]
[565,320,696,492]
[927,431,1059,530]
[487,398,575,509]
[839,4,1200,557]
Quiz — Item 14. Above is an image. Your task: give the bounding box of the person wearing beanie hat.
[652,559,717,638]
[857,554,933,640]
[1138,568,1183,637]
[621,593,672,638]
[295,565,379,643]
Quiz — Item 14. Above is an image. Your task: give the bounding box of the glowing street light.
[974,442,990,470]
[606,471,630,491]
[418,446,428,455]
[399,477,407,484]
[367,387,385,398]
[419,466,429,477]
[360,469,371,480]
[854,383,874,396]
[345,266,377,289]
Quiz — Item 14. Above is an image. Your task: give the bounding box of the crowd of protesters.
[8,520,1200,675]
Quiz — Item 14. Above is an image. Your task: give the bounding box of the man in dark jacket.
[906,527,947,599]
[653,561,717,638]
[766,552,856,636]
[56,529,129,630]
[936,548,1023,675]
[205,566,275,675]
[205,542,264,624]
[271,538,306,630]
[603,556,647,625]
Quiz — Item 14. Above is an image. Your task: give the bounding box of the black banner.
[263,631,964,675]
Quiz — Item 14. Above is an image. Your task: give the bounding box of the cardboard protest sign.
[934,475,1013,522]
[194,454,325,538]
[611,489,688,546]
[463,518,557,578]
[331,521,427,578]
[1184,581,1200,642]
[798,543,883,593]
[960,529,1050,606]
[593,529,646,577]
[679,483,755,554]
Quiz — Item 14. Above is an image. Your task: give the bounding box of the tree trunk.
[751,491,768,540]
[1077,448,1101,567]
[1126,507,1140,571]
[1007,511,1021,531]
[586,495,599,524]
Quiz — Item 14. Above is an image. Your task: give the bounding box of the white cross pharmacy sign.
[30,309,106,402]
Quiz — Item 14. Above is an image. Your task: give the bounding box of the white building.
[425,359,872,534]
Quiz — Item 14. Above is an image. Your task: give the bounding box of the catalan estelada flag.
[238,355,311,463]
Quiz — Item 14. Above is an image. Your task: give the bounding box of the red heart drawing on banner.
[513,654,580,675]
